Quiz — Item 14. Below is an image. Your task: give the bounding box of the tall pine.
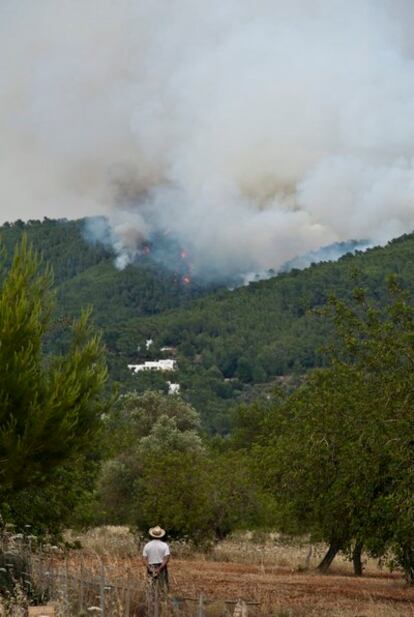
[0,237,108,494]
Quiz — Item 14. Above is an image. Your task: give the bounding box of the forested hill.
[0,218,220,325]
[114,231,414,430]
[3,218,414,432]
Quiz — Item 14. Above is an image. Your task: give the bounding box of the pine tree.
[0,237,108,495]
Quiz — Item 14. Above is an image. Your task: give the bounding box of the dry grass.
[209,534,329,569]
[65,527,380,573]
[65,525,140,557]
[61,527,414,616]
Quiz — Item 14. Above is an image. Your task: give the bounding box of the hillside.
[0,218,220,326]
[3,218,414,432]
[114,232,414,430]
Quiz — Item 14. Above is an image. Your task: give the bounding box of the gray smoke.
[1,0,414,277]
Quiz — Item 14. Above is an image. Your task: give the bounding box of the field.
[170,558,414,616]
[62,528,414,616]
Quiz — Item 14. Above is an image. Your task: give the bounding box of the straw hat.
[149,525,166,538]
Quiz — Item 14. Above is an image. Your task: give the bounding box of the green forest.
[3,218,414,582]
[4,218,414,431]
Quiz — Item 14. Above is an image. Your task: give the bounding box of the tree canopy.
[6,218,414,432]
[240,283,414,579]
[98,391,274,542]
[0,237,109,526]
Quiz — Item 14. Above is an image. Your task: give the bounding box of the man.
[142,525,170,591]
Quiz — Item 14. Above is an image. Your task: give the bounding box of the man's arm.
[143,546,149,569]
[158,554,170,572]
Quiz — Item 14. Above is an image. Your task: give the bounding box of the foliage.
[112,233,414,430]
[0,236,108,526]
[98,392,207,538]
[244,283,414,579]
[1,453,101,534]
[8,219,414,556]
[98,391,272,542]
[7,218,414,432]
[104,390,201,453]
[129,449,213,542]
[206,449,277,539]
[0,218,217,327]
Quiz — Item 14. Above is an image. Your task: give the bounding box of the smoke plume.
[1,0,414,277]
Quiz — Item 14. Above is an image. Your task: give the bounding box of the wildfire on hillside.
[179,247,193,286]
[130,233,195,286]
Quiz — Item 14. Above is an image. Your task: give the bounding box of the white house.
[128,359,177,373]
[167,382,181,395]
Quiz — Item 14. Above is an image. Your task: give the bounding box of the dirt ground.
[167,558,414,616]
[66,528,414,615]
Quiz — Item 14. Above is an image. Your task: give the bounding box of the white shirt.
[143,539,170,565]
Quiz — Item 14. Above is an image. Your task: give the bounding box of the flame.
[181,275,191,285]
[180,249,189,259]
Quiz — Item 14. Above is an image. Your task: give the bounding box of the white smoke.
[1,0,414,276]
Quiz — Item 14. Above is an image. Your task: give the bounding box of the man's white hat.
[149,525,166,538]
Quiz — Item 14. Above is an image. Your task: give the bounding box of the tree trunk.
[317,541,341,573]
[352,542,363,576]
[304,544,313,570]
[399,544,414,584]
